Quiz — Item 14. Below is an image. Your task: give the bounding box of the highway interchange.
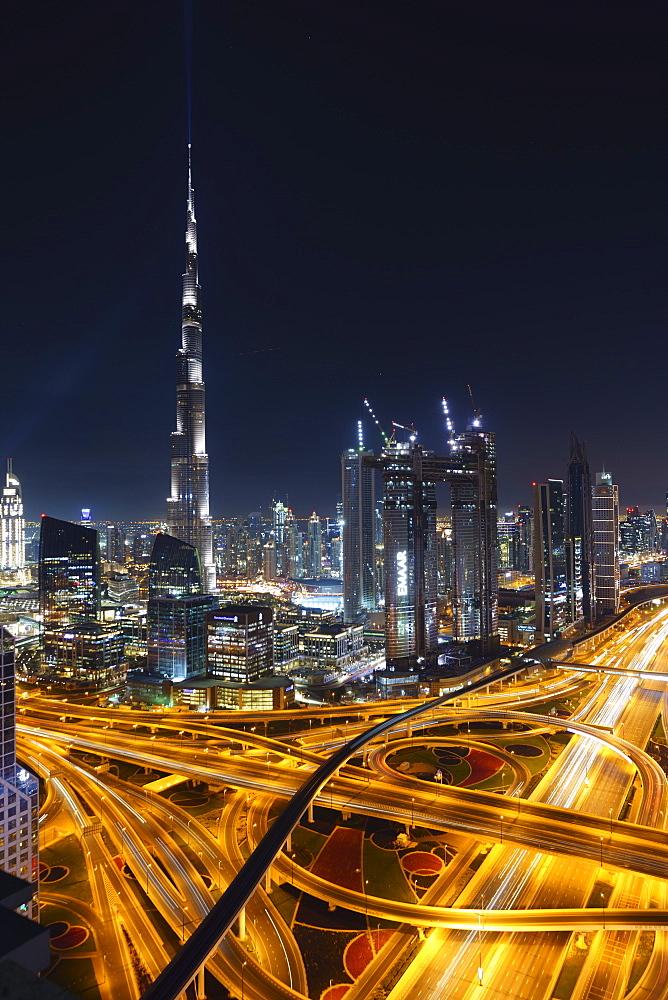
[20,600,668,1000]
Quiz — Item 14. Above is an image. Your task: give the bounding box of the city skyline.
[5,1,668,519]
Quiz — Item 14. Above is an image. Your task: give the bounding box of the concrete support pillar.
[286,830,292,852]
[265,868,272,892]
[307,801,314,823]
[341,809,350,821]
[238,906,246,941]
[407,722,412,738]
[405,823,411,835]
[196,965,206,999]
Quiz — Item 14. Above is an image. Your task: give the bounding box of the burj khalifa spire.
[167,145,216,592]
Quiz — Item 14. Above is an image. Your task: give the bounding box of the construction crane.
[467,384,482,427]
[363,398,389,445]
[391,420,418,443]
[441,397,456,448]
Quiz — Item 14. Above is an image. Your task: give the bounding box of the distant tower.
[106,525,127,565]
[1,460,24,570]
[272,501,288,576]
[307,513,322,578]
[284,512,303,579]
[593,470,620,616]
[566,433,594,625]
[167,147,216,593]
[342,436,376,621]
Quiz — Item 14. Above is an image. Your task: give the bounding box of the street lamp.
[411,798,415,828]
[599,836,603,868]
[499,813,503,844]
[182,905,189,941]
[241,960,247,1000]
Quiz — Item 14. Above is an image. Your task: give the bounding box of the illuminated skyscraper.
[147,595,214,681]
[167,148,215,593]
[38,516,100,629]
[1,460,24,571]
[593,470,620,616]
[450,422,499,654]
[341,447,376,621]
[272,501,288,576]
[207,605,274,683]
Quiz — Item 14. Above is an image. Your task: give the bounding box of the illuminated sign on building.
[396,550,408,596]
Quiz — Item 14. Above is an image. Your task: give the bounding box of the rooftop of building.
[174,674,293,691]
[303,623,363,638]
[211,604,273,618]
[42,622,123,638]
[0,871,35,911]
[126,669,171,686]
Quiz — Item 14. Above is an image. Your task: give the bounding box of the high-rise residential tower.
[1,460,24,571]
[450,421,499,655]
[342,447,376,621]
[566,433,594,625]
[306,513,322,578]
[593,470,620,616]
[167,148,216,593]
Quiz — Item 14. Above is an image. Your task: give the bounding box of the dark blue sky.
[5,0,668,522]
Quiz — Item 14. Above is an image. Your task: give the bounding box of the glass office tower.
[341,448,376,621]
[149,532,203,599]
[38,516,100,628]
[534,480,569,640]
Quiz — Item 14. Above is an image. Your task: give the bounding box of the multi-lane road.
[20,601,668,1000]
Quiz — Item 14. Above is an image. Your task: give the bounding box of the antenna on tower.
[467,384,482,427]
[184,0,194,146]
[363,399,389,445]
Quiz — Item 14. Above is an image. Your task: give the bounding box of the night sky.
[5,1,668,522]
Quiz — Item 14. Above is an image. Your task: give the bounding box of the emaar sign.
[396,550,408,596]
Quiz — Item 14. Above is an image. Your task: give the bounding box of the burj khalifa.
[167,146,216,592]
